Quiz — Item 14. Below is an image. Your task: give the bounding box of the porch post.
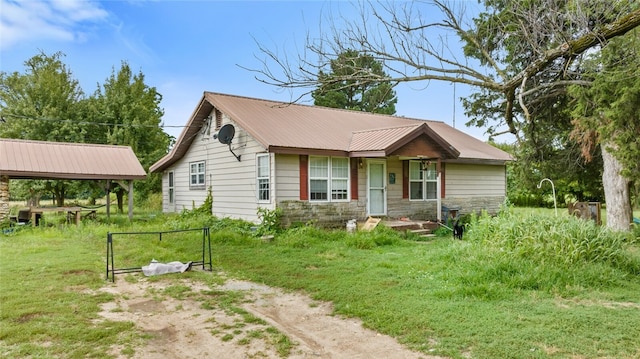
[437,171,442,222]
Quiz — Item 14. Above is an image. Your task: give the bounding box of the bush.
[256,207,283,236]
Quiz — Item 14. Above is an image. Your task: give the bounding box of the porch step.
[383,219,440,232]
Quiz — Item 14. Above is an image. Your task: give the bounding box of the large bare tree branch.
[243,0,640,137]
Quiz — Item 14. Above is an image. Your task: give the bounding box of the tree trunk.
[54,185,65,207]
[601,145,632,231]
[27,188,41,207]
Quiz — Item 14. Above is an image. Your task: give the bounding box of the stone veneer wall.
[442,196,506,217]
[0,176,9,222]
[387,196,505,221]
[277,200,366,228]
[277,196,505,228]
[386,198,438,220]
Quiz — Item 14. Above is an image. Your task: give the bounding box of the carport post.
[106,180,111,221]
[128,181,134,221]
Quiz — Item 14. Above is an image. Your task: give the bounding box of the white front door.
[367,160,387,216]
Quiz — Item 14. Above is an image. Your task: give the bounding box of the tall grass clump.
[275,224,336,248]
[344,225,403,249]
[463,209,640,292]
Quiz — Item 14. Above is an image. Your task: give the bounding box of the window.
[257,154,270,202]
[190,161,206,188]
[331,157,349,200]
[168,171,174,203]
[409,161,437,200]
[309,156,349,201]
[309,157,328,200]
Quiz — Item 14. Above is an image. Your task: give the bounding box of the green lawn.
[1,210,639,358]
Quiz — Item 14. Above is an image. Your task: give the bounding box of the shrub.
[256,207,283,236]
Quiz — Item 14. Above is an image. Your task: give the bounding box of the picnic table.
[28,206,83,226]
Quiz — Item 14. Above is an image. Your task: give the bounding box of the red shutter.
[299,155,308,200]
[402,160,409,199]
[350,158,359,200]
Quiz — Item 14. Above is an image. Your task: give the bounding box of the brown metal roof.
[0,139,147,180]
[348,123,460,159]
[150,92,512,172]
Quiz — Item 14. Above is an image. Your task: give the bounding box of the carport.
[0,139,147,223]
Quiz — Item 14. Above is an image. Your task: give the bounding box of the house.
[150,92,512,227]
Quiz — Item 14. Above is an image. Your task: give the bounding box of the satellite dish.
[216,124,241,161]
[217,124,235,145]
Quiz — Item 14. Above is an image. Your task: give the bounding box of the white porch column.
[437,171,442,222]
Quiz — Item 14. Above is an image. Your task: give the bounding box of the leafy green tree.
[312,50,397,114]
[92,62,170,211]
[0,51,87,205]
[1,53,170,208]
[0,51,86,142]
[461,1,636,229]
[569,32,640,226]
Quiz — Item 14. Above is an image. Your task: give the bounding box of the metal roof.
[0,139,147,180]
[151,92,512,172]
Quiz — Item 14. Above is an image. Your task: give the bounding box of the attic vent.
[215,109,222,130]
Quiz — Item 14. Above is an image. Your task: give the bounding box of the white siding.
[445,163,506,197]
[385,158,403,201]
[274,154,300,201]
[162,133,215,213]
[210,118,269,223]
[162,113,270,223]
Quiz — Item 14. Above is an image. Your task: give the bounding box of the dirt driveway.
[97,273,445,359]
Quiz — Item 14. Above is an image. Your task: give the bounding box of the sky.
[0,0,489,141]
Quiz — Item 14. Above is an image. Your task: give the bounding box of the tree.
[92,62,169,212]
[0,52,86,142]
[569,32,640,229]
[0,51,87,206]
[1,53,170,209]
[312,50,397,114]
[249,0,640,230]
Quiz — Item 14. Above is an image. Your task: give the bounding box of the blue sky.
[0,0,486,140]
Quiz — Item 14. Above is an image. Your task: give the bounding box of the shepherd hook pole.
[537,178,557,216]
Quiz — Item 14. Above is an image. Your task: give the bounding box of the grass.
[1,207,639,358]
[0,224,137,358]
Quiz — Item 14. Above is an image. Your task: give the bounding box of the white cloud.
[0,0,108,50]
